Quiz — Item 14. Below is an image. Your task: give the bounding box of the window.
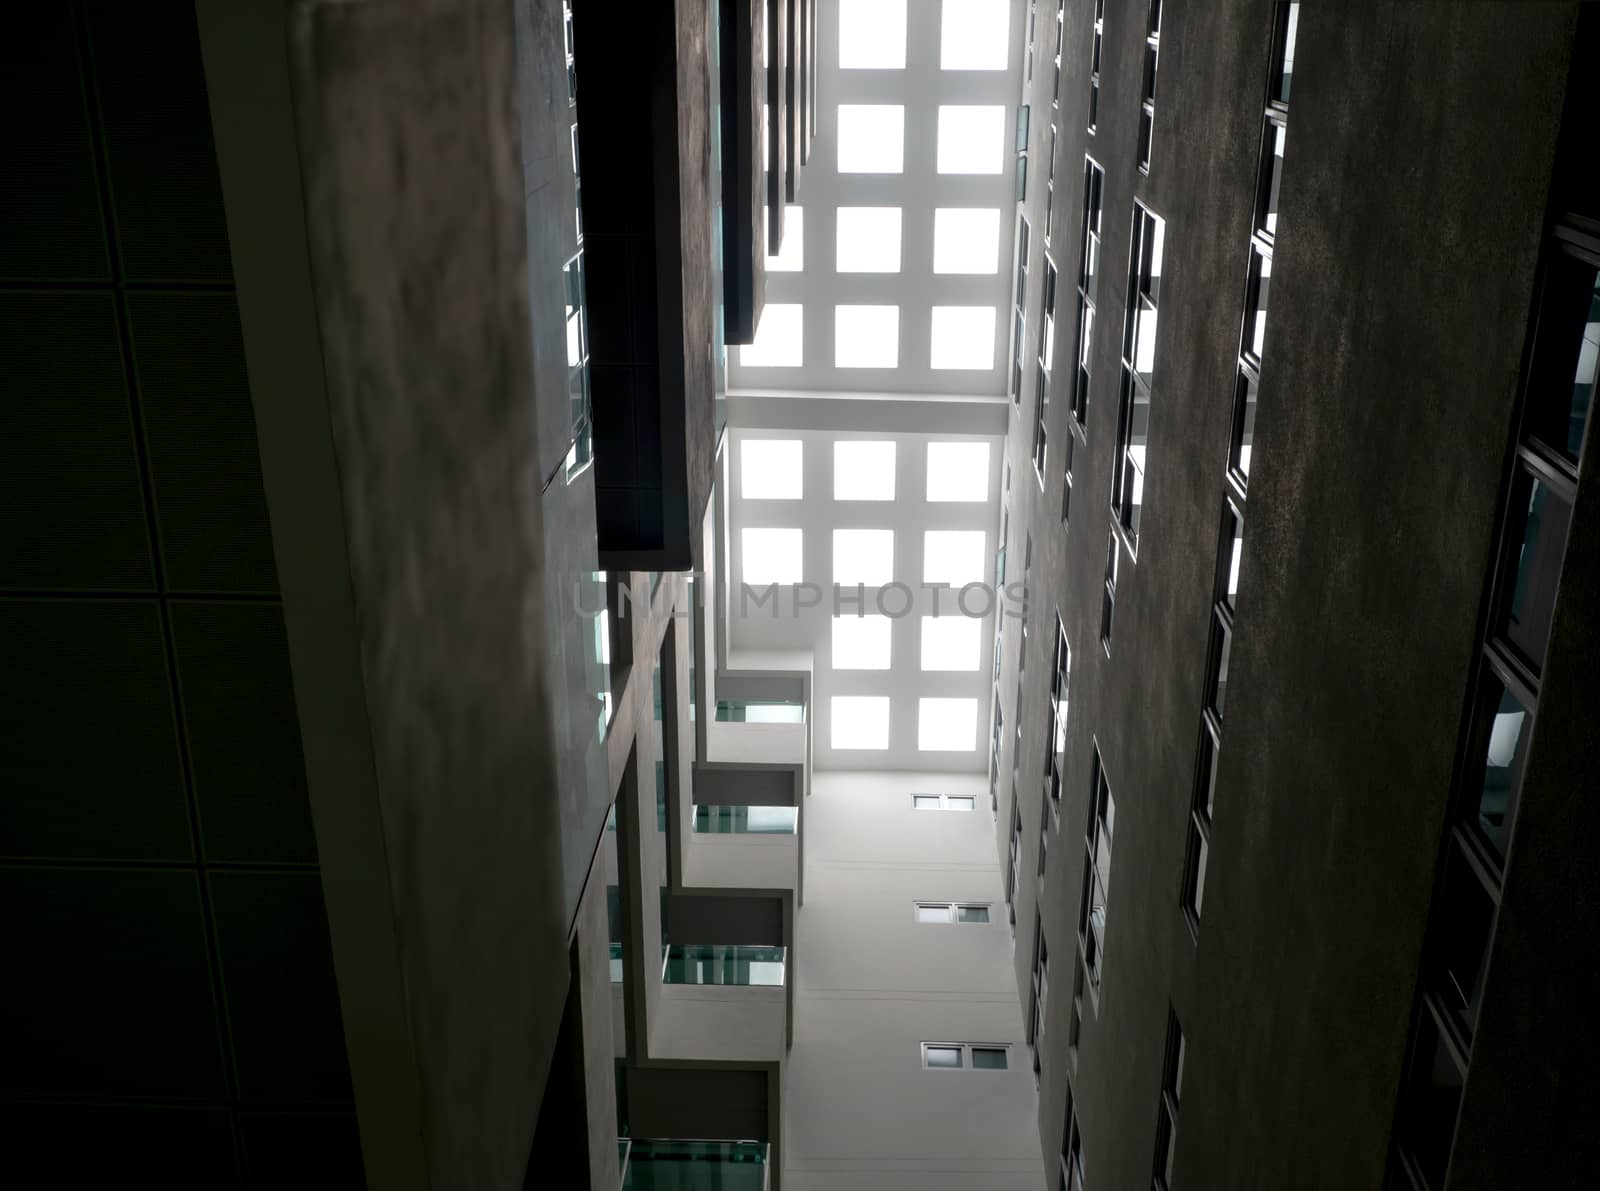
[834,440,897,500]
[1007,797,1023,923]
[1012,217,1031,404]
[833,528,895,586]
[1072,158,1104,427]
[839,0,907,70]
[924,530,988,587]
[832,614,893,669]
[835,304,900,367]
[1523,249,1597,464]
[1137,0,1162,171]
[1100,531,1117,650]
[926,441,991,502]
[1086,0,1105,136]
[740,438,803,499]
[923,1042,1010,1070]
[919,697,979,751]
[921,615,983,671]
[1033,257,1059,479]
[934,207,1003,274]
[940,0,1009,70]
[916,901,991,924]
[936,105,1006,174]
[930,306,998,370]
[838,104,906,173]
[1045,615,1071,812]
[1112,203,1165,551]
[741,527,803,585]
[1029,917,1050,1058]
[740,303,803,367]
[1151,1010,1184,1191]
[913,793,977,812]
[1078,746,1113,990]
[831,696,891,749]
[836,206,903,272]
[1059,1088,1085,1191]
[767,205,804,271]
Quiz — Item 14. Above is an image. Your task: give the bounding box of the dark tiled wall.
[0,5,361,1185]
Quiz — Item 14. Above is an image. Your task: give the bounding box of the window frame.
[922,1041,1012,1071]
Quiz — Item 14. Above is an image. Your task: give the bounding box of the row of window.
[1182,1,1298,932]
[740,526,988,587]
[1391,216,1596,1191]
[835,103,1009,176]
[765,205,1011,276]
[741,302,998,370]
[830,614,988,672]
[740,438,990,502]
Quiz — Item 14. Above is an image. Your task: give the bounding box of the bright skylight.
[933,208,1001,274]
[936,105,1005,174]
[741,527,803,585]
[832,614,893,669]
[833,695,891,749]
[923,530,987,587]
[741,439,803,500]
[918,697,978,751]
[839,0,907,70]
[740,303,803,367]
[835,305,899,368]
[833,528,895,586]
[768,206,803,271]
[834,440,897,500]
[926,441,991,502]
[929,306,996,370]
[836,207,903,273]
[920,615,982,671]
[838,105,906,173]
[940,0,1010,70]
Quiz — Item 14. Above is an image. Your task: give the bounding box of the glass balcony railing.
[714,700,805,724]
[618,1138,631,1188]
[692,805,798,835]
[661,944,786,987]
[610,942,624,984]
[620,1140,768,1191]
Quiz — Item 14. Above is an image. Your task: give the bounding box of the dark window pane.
[958,904,991,924]
[1186,824,1208,918]
[1398,1010,1464,1189]
[1208,617,1232,720]
[1467,668,1533,860]
[1429,844,1495,1041]
[1260,121,1286,237]
[925,1045,962,1069]
[1245,246,1271,360]
[1274,3,1299,103]
[1219,504,1243,609]
[972,1046,1008,1070]
[1527,251,1598,464]
[1231,368,1259,480]
[1196,726,1219,819]
[1499,469,1572,672]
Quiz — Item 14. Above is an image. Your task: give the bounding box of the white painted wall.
[784,771,1043,1189]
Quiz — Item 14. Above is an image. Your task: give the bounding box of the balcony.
[621,1139,770,1191]
[662,944,786,988]
[692,806,798,835]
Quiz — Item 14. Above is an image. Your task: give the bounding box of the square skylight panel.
[834,528,895,586]
[936,105,1005,174]
[832,695,891,749]
[834,440,897,500]
[768,206,803,271]
[934,209,992,276]
[918,697,978,751]
[930,306,996,370]
[832,614,893,669]
[920,615,982,671]
[739,303,803,367]
[741,439,803,499]
[923,530,986,587]
[926,441,991,502]
[940,0,1009,70]
[835,305,899,368]
[933,208,1001,274]
[839,0,907,69]
[741,527,803,585]
[838,105,906,173]
[836,207,903,273]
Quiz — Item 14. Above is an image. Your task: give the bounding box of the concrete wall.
[995,0,1582,1187]
[785,772,1043,1190]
